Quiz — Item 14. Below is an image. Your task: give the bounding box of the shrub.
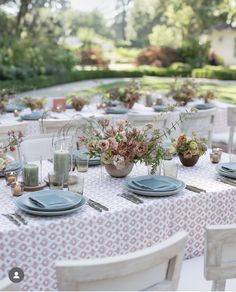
[191,68,236,80]
[170,62,191,71]
[115,47,140,64]
[77,47,109,69]
[177,39,210,68]
[136,46,180,67]
[139,66,191,77]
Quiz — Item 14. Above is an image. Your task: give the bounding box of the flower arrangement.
[0,89,13,113]
[20,96,46,110]
[198,90,216,104]
[168,78,198,106]
[0,131,24,171]
[172,133,207,159]
[80,118,164,175]
[67,94,88,111]
[105,80,142,109]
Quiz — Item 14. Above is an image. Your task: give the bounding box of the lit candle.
[13,109,19,117]
[11,182,23,196]
[23,164,39,186]
[5,172,17,186]
[54,149,70,182]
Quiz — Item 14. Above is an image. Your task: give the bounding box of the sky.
[71,0,117,21]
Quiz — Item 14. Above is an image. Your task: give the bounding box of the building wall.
[210,29,236,65]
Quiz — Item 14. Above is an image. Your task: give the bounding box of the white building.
[209,23,236,65]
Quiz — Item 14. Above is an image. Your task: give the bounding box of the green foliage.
[115,47,140,64]
[192,68,236,80]
[177,39,210,68]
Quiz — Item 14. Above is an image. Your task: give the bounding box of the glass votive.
[48,171,64,190]
[13,109,20,117]
[96,103,102,109]
[212,148,223,159]
[23,164,39,187]
[11,181,24,196]
[76,152,89,173]
[210,152,220,164]
[5,171,17,186]
[67,173,84,195]
[163,161,178,178]
[229,146,236,163]
[163,148,173,160]
[147,164,161,176]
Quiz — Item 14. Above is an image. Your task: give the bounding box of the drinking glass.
[147,163,162,176]
[163,161,178,178]
[229,145,236,163]
[48,171,64,190]
[76,152,89,173]
[67,173,84,195]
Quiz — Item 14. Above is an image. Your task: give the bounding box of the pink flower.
[98,118,110,128]
[87,141,97,152]
[113,155,125,170]
[108,137,119,151]
[98,140,109,151]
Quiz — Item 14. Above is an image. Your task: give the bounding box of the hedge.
[191,68,236,80]
[1,67,236,93]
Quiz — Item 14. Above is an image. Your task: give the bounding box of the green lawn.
[80,77,236,105]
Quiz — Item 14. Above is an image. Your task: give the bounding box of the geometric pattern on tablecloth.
[1,151,236,290]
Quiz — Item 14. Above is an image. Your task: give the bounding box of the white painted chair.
[20,134,54,161]
[178,224,236,291]
[40,119,71,134]
[55,231,188,291]
[0,123,27,142]
[128,112,170,130]
[0,277,18,291]
[180,108,216,147]
[213,107,236,152]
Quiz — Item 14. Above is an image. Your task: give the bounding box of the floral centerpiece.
[105,80,142,109]
[168,78,198,106]
[0,131,24,172]
[20,96,46,110]
[0,89,13,114]
[80,118,164,177]
[198,90,216,104]
[66,94,88,111]
[172,133,207,166]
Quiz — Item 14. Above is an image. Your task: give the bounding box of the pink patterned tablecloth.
[0,152,236,290]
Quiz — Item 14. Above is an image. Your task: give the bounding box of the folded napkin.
[29,194,71,209]
[132,178,175,191]
[221,163,236,172]
[106,107,128,114]
[6,161,22,172]
[22,112,43,120]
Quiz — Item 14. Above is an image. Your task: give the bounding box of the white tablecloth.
[0,104,228,138]
[0,152,236,290]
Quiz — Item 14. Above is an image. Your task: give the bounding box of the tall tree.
[114,0,133,40]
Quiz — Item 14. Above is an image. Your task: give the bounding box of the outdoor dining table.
[0,151,236,290]
[0,103,228,138]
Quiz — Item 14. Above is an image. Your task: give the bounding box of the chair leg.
[212,280,226,291]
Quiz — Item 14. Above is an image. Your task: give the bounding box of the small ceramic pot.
[105,163,134,178]
[179,154,199,167]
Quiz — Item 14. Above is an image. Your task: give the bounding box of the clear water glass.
[48,171,64,190]
[163,161,178,178]
[67,173,84,195]
[147,164,162,176]
[76,152,89,173]
[229,146,236,163]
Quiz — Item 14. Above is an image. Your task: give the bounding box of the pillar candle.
[23,164,39,186]
[54,149,70,182]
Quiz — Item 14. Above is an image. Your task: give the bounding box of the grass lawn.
[80,77,236,105]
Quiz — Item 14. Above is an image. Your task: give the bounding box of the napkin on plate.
[221,163,236,172]
[132,178,174,191]
[29,194,72,209]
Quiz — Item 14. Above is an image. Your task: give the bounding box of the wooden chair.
[180,108,216,147]
[55,231,188,291]
[0,277,18,291]
[205,224,236,291]
[128,112,170,130]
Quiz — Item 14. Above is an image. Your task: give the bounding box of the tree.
[114,0,133,40]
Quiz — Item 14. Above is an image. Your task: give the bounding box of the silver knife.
[87,201,103,212]
[12,213,28,225]
[186,185,206,193]
[2,214,21,226]
[88,199,109,211]
[118,193,143,204]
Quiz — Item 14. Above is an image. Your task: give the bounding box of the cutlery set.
[2,213,27,227]
[87,199,109,212]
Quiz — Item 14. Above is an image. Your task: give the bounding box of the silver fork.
[12,213,28,225]
[2,214,21,227]
[117,192,144,204]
